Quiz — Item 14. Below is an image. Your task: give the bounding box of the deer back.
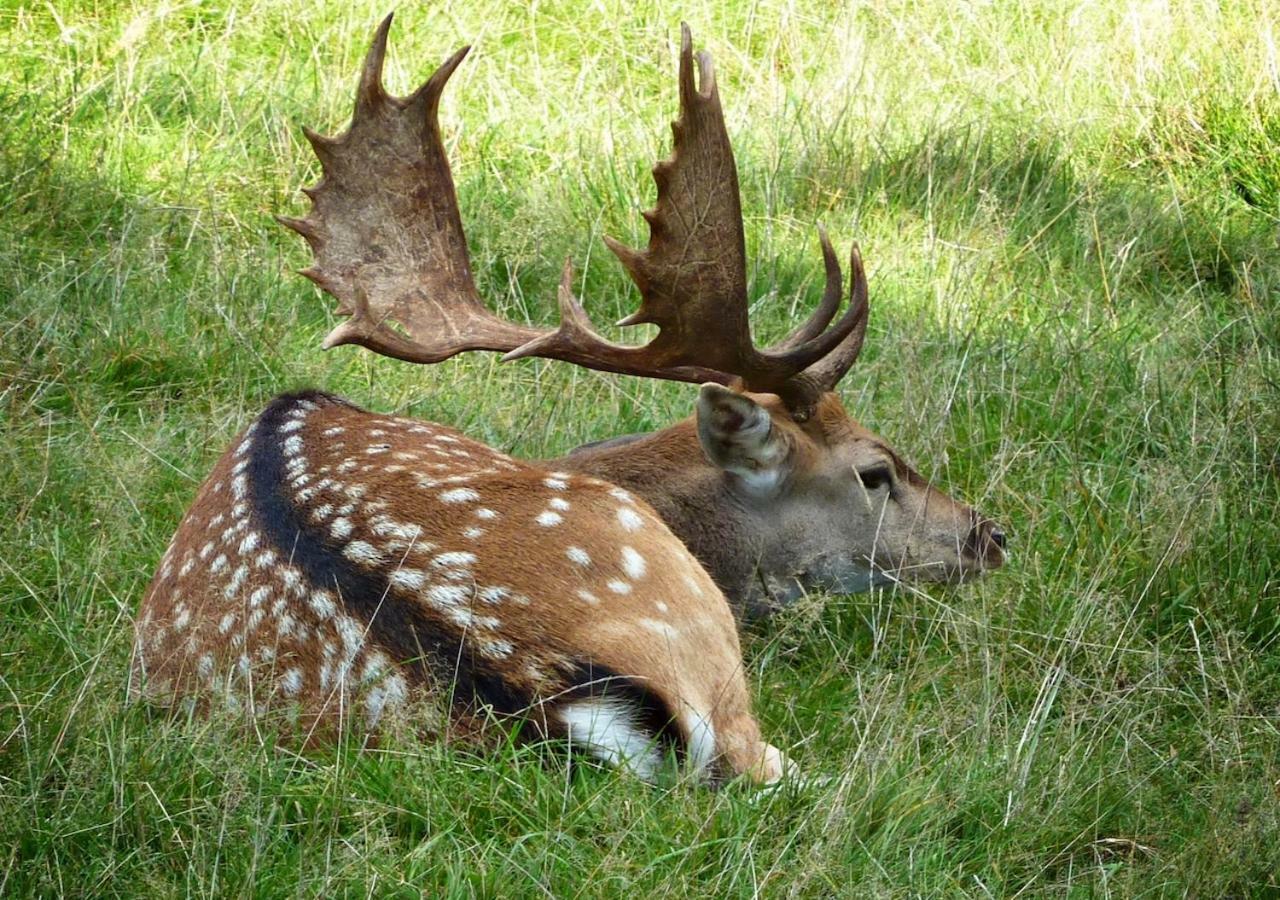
[133,392,787,782]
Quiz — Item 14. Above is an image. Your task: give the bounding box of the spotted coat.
[133,391,789,783]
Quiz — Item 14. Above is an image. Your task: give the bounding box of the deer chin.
[795,556,899,597]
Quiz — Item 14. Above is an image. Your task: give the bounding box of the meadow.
[2,0,1278,894]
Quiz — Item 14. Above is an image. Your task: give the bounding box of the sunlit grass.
[2,0,1278,895]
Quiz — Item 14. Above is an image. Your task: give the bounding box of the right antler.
[281,15,869,412]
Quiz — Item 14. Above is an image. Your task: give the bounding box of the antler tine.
[800,242,870,392]
[770,228,843,352]
[356,13,392,114]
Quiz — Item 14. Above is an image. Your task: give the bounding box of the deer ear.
[696,383,791,492]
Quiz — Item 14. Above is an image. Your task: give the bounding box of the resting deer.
[133,17,1004,784]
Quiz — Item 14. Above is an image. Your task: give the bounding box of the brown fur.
[561,389,1004,617]
[133,392,786,783]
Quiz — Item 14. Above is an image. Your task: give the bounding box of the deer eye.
[857,464,894,492]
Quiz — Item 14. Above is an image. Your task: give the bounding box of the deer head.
[278,16,1005,618]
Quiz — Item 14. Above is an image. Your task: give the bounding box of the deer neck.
[551,420,800,618]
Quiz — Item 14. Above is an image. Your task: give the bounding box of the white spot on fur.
[683,574,705,597]
[210,554,228,574]
[218,612,237,634]
[371,520,423,542]
[197,653,214,679]
[308,590,336,619]
[537,511,563,527]
[330,517,353,540]
[426,584,468,609]
[281,567,304,594]
[560,698,662,780]
[390,568,426,591]
[640,618,679,641]
[479,586,508,604]
[549,497,570,511]
[478,638,514,660]
[621,546,647,579]
[463,527,484,539]
[337,617,364,658]
[281,668,302,697]
[237,532,260,555]
[607,580,631,595]
[617,507,645,532]
[431,551,476,569]
[447,607,475,629]
[322,426,344,437]
[365,672,407,727]
[223,564,248,599]
[273,611,295,640]
[543,476,568,491]
[343,541,384,566]
[254,550,277,569]
[439,487,479,504]
[655,601,670,614]
[249,586,270,608]
[283,435,303,456]
[279,419,304,434]
[577,589,600,605]
[476,508,498,520]
[566,546,591,566]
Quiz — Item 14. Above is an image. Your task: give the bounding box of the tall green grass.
[2,0,1278,894]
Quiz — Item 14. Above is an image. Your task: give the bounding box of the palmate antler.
[280,15,869,414]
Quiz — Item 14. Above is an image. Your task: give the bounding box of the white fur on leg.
[680,707,718,777]
[559,698,663,780]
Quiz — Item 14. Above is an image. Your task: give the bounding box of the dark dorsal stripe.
[247,391,683,759]
[248,390,529,715]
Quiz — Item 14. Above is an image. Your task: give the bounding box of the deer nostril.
[990,529,1006,549]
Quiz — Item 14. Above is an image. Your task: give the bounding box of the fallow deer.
[133,16,1004,784]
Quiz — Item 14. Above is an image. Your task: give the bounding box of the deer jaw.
[560,384,1005,617]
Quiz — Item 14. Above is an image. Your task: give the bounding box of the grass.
[2,0,1279,894]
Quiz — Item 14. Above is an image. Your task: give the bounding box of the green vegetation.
[3,0,1278,894]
